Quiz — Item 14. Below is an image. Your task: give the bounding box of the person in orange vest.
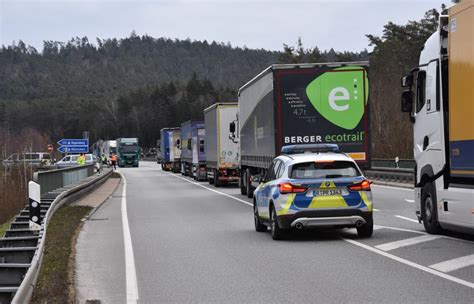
[110,153,118,170]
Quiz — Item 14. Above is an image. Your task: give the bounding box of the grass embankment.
[0,166,34,227]
[0,217,13,237]
[31,205,92,303]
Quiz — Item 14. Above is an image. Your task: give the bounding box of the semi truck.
[180,120,204,177]
[191,122,207,181]
[116,138,140,167]
[160,127,181,172]
[205,103,239,186]
[231,63,371,198]
[401,0,474,234]
[103,140,117,163]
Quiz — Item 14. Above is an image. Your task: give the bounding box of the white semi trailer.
[204,103,239,186]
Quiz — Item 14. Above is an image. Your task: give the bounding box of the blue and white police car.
[252,144,374,240]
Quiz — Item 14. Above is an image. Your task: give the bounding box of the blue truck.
[160,127,181,172]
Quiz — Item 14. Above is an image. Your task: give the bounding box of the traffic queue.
[158,62,375,240]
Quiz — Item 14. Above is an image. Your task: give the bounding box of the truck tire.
[214,169,221,187]
[246,169,253,199]
[208,171,214,184]
[421,182,442,234]
[240,171,247,195]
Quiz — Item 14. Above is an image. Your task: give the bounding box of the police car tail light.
[347,180,372,191]
[279,183,308,194]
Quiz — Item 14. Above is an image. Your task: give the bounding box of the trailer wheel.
[240,170,247,195]
[208,170,214,184]
[421,182,442,234]
[246,169,253,199]
[214,169,221,187]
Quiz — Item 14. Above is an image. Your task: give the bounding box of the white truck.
[204,103,239,186]
[401,0,473,234]
[102,140,117,161]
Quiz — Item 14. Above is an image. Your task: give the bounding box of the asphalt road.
[76,161,474,303]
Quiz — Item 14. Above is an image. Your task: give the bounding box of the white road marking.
[404,199,415,203]
[375,234,440,251]
[372,184,413,191]
[395,215,419,223]
[429,254,474,273]
[118,172,139,303]
[343,238,474,289]
[168,171,474,288]
[373,208,380,212]
[169,174,253,207]
[375,225,426,235]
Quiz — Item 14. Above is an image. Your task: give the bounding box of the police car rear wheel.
[270,206,284,240]
[356,215,373,238]
[254,203,266,232]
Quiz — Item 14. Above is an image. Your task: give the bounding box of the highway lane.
[76,161,474,303]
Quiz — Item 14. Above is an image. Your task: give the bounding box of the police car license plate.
[313,189,342,196]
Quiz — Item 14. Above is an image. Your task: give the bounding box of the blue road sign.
[57,139,89,146]
[58,146,88,153]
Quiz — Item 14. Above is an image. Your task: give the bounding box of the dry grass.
[31,205,92,303]
[0,165,34,225]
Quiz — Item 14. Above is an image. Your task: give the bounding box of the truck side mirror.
[401,75,413,87]
[401,90,413,113]
[229,121,235,134]
[176,139,181,149]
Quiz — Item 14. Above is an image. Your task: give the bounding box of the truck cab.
[401,0,474,234]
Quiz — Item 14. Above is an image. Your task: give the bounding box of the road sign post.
[29,181,41,231]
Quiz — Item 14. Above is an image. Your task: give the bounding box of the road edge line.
[118,171,139,303]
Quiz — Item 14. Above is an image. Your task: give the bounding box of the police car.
[252,144,373,240]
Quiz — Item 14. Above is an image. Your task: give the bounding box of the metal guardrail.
[33,165,95,195]
[0,166,111,304]
[365,167,414,185]
[371,158,416,170]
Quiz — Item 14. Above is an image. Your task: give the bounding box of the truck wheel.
[240,171,247,195]
[209,171,214,184]
[421,183,442,234]
[357,214,373,238]
[254,202,267,232]
[270,205,284,240]
[246,169,253,199]
[214,169,221,187]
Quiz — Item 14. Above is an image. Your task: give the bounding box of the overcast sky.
[1,0,445,52]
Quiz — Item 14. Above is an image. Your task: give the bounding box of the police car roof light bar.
[281,144,340,155]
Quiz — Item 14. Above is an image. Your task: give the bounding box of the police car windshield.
[290,161,360,179]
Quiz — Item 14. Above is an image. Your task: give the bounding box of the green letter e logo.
[306,66,368,130]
